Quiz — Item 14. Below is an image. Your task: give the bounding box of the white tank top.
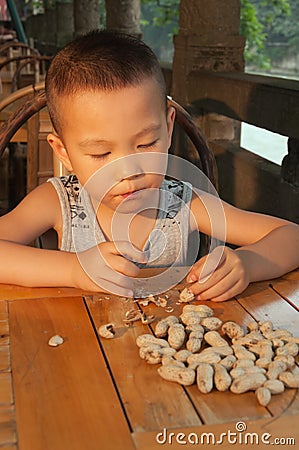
[48,175,194,267]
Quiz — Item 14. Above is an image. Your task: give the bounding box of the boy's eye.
[138,139,159,149]
[90,152,111,160]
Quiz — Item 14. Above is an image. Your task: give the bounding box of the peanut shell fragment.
[48,334,64,347]
[98,323,115,339]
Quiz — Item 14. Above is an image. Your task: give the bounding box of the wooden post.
[74,0,100,37]
[172,0,245,143]
[105,0,141,38]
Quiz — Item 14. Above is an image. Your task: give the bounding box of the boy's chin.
[115,189,160,215]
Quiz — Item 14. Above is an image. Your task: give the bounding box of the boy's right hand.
[72,241,147,296]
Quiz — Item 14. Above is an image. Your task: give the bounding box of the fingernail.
[187,274,197,283]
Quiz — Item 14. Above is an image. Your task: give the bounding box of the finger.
[190,263,231,296]
[89,264,134,297]
[109,241,148,265]
[110,254,141,278]
[194,271,241,301]
[78,247,134,294]
[209,280,245,302]
[94,277,134,298]
[187,246,226,283]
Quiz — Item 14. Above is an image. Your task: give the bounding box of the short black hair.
[45,30,166,134]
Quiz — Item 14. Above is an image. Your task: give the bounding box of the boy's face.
[48,77,175,212]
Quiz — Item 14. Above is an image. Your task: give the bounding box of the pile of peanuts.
[136,304,299,406]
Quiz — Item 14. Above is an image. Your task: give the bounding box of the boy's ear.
[47,133,73,172]
[166,106,176,148]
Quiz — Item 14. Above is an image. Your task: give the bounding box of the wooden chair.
[0,83,218,251]
[0,42,40,94]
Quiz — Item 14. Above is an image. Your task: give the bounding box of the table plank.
[0,284,91,301]
[9,296,135,450]
[85,294,202,432]
[237,280,299,337]
[270,269,299,310]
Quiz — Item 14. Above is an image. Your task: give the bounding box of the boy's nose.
[117,155,144,181]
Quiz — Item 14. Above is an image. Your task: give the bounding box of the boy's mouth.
[119,189,142,199]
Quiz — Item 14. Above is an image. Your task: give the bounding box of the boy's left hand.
[187,246,250,302]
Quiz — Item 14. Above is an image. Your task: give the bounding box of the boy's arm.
[0,183,143,295]
[0,182,78,287]
[188,192,299,301]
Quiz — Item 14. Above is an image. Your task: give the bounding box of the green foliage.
[141,0,179,60]
[240,0,291,69]
[141,0,179,28]
[264,0,299,62]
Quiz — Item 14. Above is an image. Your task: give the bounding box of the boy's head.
[46,29,166,136]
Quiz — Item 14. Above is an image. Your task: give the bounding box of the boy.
[0,30,298,300]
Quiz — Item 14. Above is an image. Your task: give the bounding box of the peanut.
[155,315,179,338]
[222,321,246,340]
[204,331,228,347]
[259,320,274,335]
[231,373,267,394]
[264,329,292,341]
[179,288,195,303]
[162,355,185,368]
[174,349,192,363]
[274,354,295,369]
[230,368,246,379]
[201,317,223,331]
[279,371,299,388]
[182,304,213,317]
[267,360,287,380]
[214,363,232,391]
[139,345,165,364]
[263,379,285,394]
[196,363,214,393]
[219,355,237,370]
[200,345,233,357]
[168,323,186,350]
[158,365,196,386]
[276,342,298,357]
[187,352,221,368]
[232,331,265,346]
[255,341,273,368]
[233,359,255,369]
[232,344,256,361]
[185,323,205,334]
[186,332,203,353]
[255,387,271,406]
[136,334,170,348]
[247,321,259,332]
[180,311,202,326]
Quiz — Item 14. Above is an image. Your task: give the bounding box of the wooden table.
[0,269,298,450]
